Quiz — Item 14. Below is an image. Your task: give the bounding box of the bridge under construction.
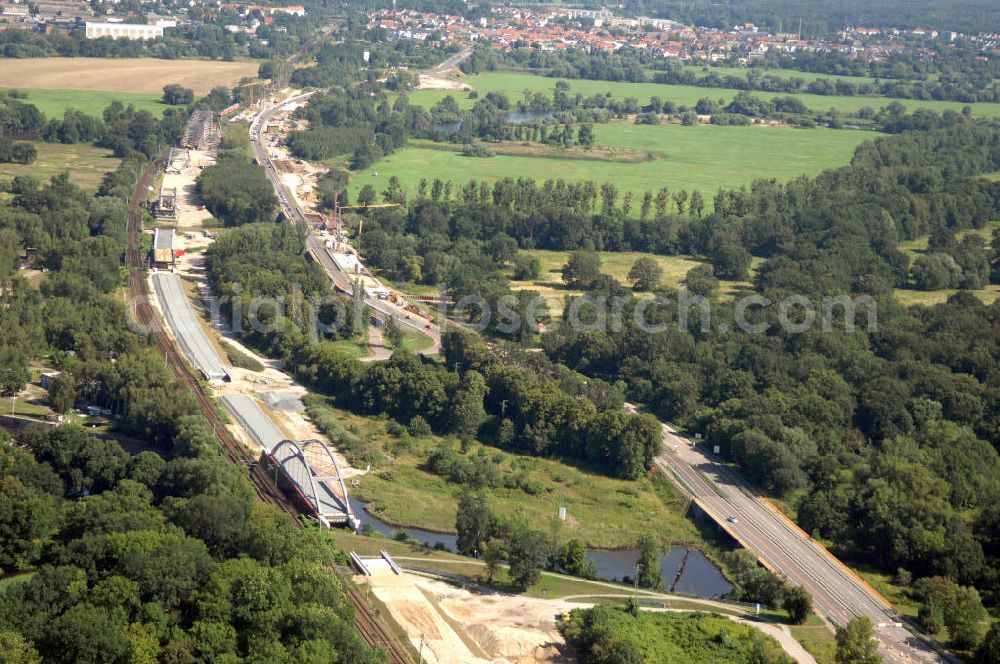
[220,394,358,528]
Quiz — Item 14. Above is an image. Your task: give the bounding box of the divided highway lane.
[249,94,442,354]
[652,421,946,664]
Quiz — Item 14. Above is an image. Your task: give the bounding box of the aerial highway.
[649,415,947,664]
[249,93,442,354]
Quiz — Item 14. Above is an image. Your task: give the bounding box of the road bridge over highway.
[651,416,947,664]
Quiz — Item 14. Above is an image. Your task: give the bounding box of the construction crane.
[328,193,400,241]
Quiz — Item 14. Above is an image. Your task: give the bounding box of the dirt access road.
[364,569,817,664]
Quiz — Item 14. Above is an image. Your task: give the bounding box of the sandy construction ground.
[366,572,570,664]
[161,149,214,227]
[0,57,257,95]
[364,568,817,664]
[418,74,471,91]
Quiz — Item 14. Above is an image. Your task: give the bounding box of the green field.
[329,338,373,360]
[680,64,878,85]
[354,121,869,203]
[893,220,1000,306]
[313,401,702,549]
[0,141,120,192]
[399,326,435,353]
[508,249,754,313]
[1,87,174,119]
[408,71,1000,118]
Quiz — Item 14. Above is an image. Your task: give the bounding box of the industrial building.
[85,21,164,39]
[152,228,175,267]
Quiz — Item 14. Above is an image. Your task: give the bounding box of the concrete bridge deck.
[220,394,356,527]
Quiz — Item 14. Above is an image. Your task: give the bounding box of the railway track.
[125,158,294,516]
[124,154,411,663]
[341,569,418,662]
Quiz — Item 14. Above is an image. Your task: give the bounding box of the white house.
[85,21,163,39]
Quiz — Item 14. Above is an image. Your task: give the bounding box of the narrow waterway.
[352,500,733,599]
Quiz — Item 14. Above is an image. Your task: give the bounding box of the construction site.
[181,110,222,150]
[252,96,443,339]
[352,557,570,664]
[154,113,220,231]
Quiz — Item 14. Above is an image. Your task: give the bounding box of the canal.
[352,500,732,599]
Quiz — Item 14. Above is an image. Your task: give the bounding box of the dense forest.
[0,88,384,660]
[0,175,381,662]
[197,150,279,226]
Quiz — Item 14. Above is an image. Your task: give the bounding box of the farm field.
[0,57,257,95]
[309,400,703,549]
[409,70,1000,117]
[1,87,168,118]
[354,121,870,203]
[0,141,120,192]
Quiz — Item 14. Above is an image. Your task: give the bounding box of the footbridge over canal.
[220,394,358,528]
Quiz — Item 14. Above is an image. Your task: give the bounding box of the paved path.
[362,325,392,362]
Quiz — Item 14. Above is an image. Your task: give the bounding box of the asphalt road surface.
[648,414,946,664]
[249,94,442,354]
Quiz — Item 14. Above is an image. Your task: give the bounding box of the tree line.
[462,42,1000,104]
[652,63,1000,105]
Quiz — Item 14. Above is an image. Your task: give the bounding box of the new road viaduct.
[648,412,948,664]
[249,92,442,354]
[250,91,947,664]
